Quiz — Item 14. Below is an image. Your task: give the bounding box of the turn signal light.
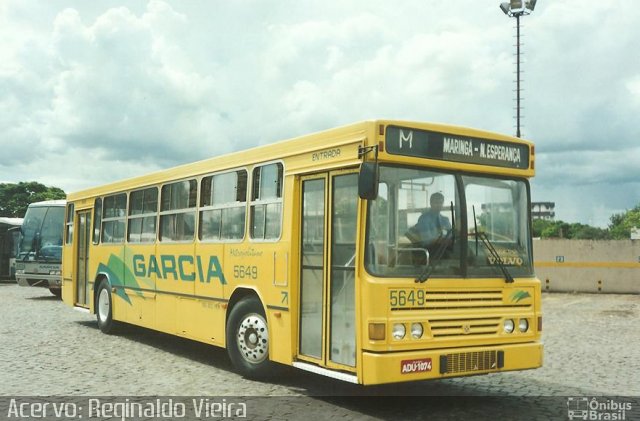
[369,323,386,340]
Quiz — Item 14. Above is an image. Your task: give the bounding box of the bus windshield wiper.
[476,232,514,283]
[20,246,33,261]
[20,231,40,261]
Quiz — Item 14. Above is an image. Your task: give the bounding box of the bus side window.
[93,198,102,244]
[65,203,75,245]
[128,187,158,243]
[101,193,127,243]
[159,180,196,242]
[250,163,283,240]
[200,170,247,241]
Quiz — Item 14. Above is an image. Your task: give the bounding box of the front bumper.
[361,342,543,385]
[16,274,62,289]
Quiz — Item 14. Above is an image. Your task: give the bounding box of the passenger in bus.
[407,192,451,252]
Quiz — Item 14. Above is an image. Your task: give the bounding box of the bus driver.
[407,192,451,252]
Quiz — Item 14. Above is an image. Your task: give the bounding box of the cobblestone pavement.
[0,282,638,420]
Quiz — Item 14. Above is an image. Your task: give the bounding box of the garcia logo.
[132,254,226,285]
[400,358,432,374]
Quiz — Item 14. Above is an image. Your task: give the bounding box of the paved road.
[0,282,638,420]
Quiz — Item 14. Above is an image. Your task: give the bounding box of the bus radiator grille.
[428,317,501,337]
[441,350,500,374]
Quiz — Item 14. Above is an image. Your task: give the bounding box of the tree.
[567,222,610,240]
[532,219,610,240]
[541,221,570,238]
[532,219,553,238]
[0,182,66,217]
[609,205,640,239]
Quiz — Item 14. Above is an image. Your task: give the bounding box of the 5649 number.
[233,265,258,280]
[389,289,427,308]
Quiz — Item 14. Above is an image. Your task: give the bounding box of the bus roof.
[67,120,533,201]
[27,200,66,208]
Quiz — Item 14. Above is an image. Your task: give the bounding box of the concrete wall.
[533,239,640,294]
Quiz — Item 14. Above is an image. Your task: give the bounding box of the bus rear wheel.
[49,288,61,298]
[96,280,117,334]
[226,296,274,379]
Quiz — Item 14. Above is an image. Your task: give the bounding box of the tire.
[49,287,62,298]
[226,296,274,379]
[95,279,117,334]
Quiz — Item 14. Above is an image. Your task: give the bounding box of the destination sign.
[385,126,530,170]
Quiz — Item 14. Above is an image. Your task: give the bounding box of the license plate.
[401,358,432,374]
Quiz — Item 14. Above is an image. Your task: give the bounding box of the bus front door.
[75,210,91,307]
[299,171,358,371]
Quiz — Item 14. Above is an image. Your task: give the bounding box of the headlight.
[519,318,529,332]
[503,319,515,334]
[411,323,423,339]
[392,323,406,340]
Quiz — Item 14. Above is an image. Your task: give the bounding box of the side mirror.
[358,162,379,200]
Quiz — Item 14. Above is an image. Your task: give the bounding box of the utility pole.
[499,0,538,138]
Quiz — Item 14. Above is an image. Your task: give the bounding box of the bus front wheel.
[96,280,117,334]
[226,297,274,379]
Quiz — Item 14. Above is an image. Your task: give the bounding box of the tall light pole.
[500,0,537,138]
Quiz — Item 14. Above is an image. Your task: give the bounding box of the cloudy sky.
[1,0,638,227]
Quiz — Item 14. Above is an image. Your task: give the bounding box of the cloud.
[627,75,640,102]
[0,1,232,179]
[0,0,638,226]
[251,9,515,140]
[526,0,640,153]
[536,148,640,185]
[46,3,228,165]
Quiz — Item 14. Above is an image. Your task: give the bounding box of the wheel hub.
[98,288,110,323]
[237,314,268,364]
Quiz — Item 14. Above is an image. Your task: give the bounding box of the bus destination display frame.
[385,126,530,170]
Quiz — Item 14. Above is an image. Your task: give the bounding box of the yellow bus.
[62,120,542,385]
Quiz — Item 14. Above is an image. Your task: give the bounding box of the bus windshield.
[365,165,533,278]
[464,175,532,278]
[19,206,65,262]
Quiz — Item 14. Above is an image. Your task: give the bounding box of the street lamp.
[499,0,537,138]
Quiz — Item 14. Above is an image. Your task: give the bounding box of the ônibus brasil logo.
[567,397,632,420]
